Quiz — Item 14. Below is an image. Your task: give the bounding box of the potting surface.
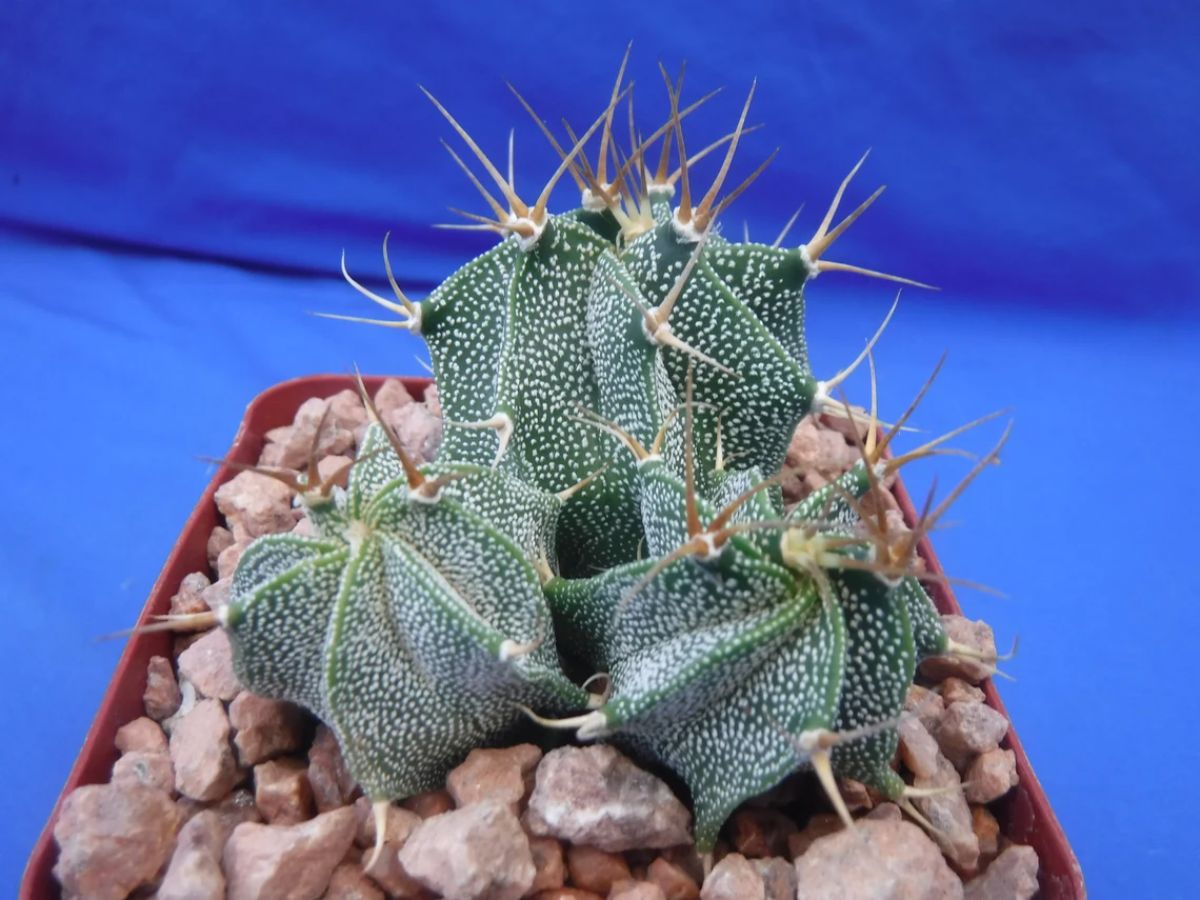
[5,227,1198,894]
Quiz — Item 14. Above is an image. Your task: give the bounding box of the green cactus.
[206,52,1010,857]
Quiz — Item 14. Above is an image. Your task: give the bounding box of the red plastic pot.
[22,374,1085,898]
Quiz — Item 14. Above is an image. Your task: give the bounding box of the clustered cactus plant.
[198,52,1010,862]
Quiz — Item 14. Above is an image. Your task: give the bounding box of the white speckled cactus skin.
[225,54,1005,851]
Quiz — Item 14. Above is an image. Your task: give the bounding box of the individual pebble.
[566,844,631,894]
[963,748,1018,803]
[171,571,212,615]
[528,835,566,892]
[229,691,310,766]
[177,628,243,701]
[254,757,314,825]
[308,725,359,812]
[207,527,235,571]
[53,783,181,900]
[701,852,764,899]
[792,818,963,899]
[913,756,980,874]
[351,795,421,848]
[223,806,357,900]
[170,697,245,802]
[939,677,985,705]
[920,616,998,684]
[143,654,183,720]
[114,716,167,755]
[157,809,227,900]
[610,882,668,900]
[897,714,942,780]
[214,469,296,542]
[401,788,455,819]
[446,743,541,811]
[752,856,797,900]
[398,801,535,900]
[905,684,946,733]
[963,845,1039,900]
[524,744,691,853]
[111,750,175,795]
[387,401,442,464]
[646,856,701,900]
[934,701,1009,770]
[324,861,386,900]
[970,805,1001,868]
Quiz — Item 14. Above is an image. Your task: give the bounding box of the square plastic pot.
[22,373,1085,898]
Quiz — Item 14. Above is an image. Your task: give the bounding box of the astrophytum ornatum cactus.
[180,50,1011,857]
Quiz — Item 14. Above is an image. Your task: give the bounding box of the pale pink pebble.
[327,388,368,433]
[259,429,293,468]
[793,819,963,899]
[751,857,797,900]
[353,795,421,848]
[963,845,1039,900]
[200,576,232,612]
[229,691,311,765]
[171,571,212,615]
[565,844,631,894]
[292,516,318,536]
[905,684,946,733]
[218,538,253,580]
[701,852,764,899]
[144,654,183,721]
[610,882,667,900]
[963,748,1019,804]
[528,835,566,892]
[446,743,541,811]
[374,378,414,417]
[215,469,296,542]
[177,627,243,701]
[52,783,181,900]
[920,616,998,684]
[939,677,986,705]
[308,725,359,811]
[255,757,315,825]
[170,697,245,802]
[223,807,358,900]
[316,454,354,490]
[400,788,454,819]
[399,802,535,900]
[157,809,227,900]
[971,806,1001,868]
[423,383,441,418]
[112,750,175,795]
[115,715,167,754]
[386,402,442,463]
[933,701,1009,770]
[646,856,701,900]
[362,847,434,898]
[524,744,691,853]
[207,526,235,571]
[898,714,942,780]
[913,756,980,874]
[325,861,386,899]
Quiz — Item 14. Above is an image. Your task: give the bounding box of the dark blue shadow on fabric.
[2,1,1199,895]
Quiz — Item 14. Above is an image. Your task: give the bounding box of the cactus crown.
[221,50,1009,854]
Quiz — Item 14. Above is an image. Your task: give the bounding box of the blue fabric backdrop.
[2,1,1198,894]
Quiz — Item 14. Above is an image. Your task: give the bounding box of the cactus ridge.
[219,54,1010,851]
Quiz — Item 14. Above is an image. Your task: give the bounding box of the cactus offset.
[217,52,1011,854]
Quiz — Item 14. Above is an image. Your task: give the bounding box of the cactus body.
[223,58,1005,852]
